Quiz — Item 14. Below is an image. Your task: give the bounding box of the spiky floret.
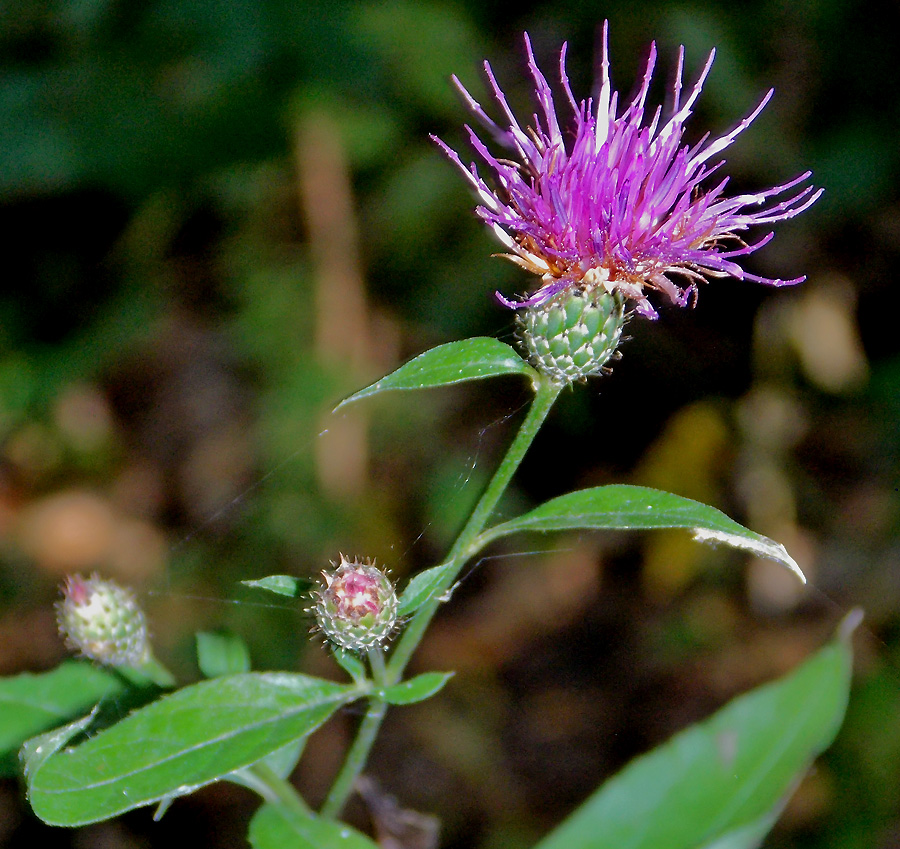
[56,573,149,667]
[433,22,821,319]
[313,555,399,652]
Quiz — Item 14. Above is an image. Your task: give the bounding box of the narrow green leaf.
[534,636,852,849]
[255,738,307,780]
[241,575,310,598]
[695,810,779,849]
[380,671,453,705]
[250,803,380,849]
[226,738,307,796]
[25,673,365,826]
[21,710,98,780]
[0,662,124,762]
[331,647,367,682]
[335,338,536,409]
[482,485,805,582]
[257,738,306,779]
[196,631,252,677]
[398,562,457,617]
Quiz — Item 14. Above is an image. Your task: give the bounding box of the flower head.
[434,22,821,319]
[312,555,399,652]
[56,573,149,667]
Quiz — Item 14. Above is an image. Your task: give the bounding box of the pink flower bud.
[56,573,149,667]
[313,556,398,652]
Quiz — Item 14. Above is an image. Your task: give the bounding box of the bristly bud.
[517,285,626,383]
[313,555,399,652]
[56,573,149,667]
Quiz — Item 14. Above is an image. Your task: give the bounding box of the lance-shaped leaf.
[21,710,99,780]
[0,662,124,768]
[379,672,454,706]
[693,810,781,849]
[241,575,310,598]
[25,673,365,826]
[335,338,536,408]
[196,631,252,677]
[534,632,853,849]
[330,647,367,683]
[250,803,380,849]
[225,738,307,796]
[480,485,805,582]
[398,561,458,617]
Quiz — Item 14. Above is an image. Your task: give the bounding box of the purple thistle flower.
[433,22,822,319]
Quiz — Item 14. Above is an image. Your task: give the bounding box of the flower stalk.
[387,377,563,677]
[321,376,563,818]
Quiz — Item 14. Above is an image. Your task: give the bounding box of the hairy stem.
[320,376,563,818]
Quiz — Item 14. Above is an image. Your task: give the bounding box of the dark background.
[1,0,898,846]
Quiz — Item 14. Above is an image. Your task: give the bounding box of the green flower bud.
[56,573,149,667]
[517,287,626,383]
[313,556,398,652]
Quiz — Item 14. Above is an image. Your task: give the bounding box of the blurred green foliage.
[1,0,899,846]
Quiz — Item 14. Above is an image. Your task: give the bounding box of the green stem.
[319,376,563,818]
[367,647,387,687]
[245,761,313,817]
[388,377,562,678]
[320,696,388,819]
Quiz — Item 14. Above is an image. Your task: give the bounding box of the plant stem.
[320,376,563,818]
[367,647,387,686]
[388,377,563,678]
[245,761,314,817]
[320,695,388,819]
